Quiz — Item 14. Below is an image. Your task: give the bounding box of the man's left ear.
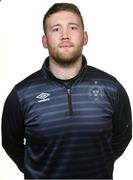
[42,35,48,49]
[83,31,88,45]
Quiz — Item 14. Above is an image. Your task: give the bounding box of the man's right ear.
[42,35,48,48]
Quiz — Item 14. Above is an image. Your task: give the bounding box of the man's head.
[43,3,84,34]
[42,3,88,65]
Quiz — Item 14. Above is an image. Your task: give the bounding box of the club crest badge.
[88,81,104,101]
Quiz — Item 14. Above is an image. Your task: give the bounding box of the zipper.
[66,87,73,116]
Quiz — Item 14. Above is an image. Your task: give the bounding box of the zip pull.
[67,88,73,116]
[67,88,71,95]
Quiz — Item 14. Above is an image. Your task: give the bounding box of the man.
[2,3,132,179]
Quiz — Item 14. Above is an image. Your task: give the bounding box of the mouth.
[59,42,74,48]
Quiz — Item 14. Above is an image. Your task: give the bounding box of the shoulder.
[86,65,117,81]
[85,65,125,94]
[15,70,43,90]
[85,66,130,105]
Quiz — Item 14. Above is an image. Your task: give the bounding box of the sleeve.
[112,81,132,161]
[1,86,25,172]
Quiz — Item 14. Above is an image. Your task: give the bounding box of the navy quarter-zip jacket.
[2,56,132,179]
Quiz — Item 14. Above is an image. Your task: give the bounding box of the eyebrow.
[68,23,80,27]
[50,24,61,30]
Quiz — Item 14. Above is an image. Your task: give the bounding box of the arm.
[1,86,25,172]
[112,81,132,160]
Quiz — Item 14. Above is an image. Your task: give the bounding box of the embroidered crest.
[88,81,104,101]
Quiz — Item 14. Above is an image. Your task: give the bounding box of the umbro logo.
[36,92,50,102]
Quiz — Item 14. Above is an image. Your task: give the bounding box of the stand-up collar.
[41,55,87,82]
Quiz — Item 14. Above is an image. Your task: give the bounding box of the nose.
[61,28,70,41]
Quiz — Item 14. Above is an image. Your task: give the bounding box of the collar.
[41,55,87,83]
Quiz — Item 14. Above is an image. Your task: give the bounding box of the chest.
[19,83,115,140]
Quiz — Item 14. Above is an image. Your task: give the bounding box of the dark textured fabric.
[2,56,132,179]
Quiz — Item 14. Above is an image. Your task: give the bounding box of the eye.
[52,27,60,32]
[70,26,78,30]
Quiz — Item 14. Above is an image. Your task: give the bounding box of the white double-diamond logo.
[36,92,50,102]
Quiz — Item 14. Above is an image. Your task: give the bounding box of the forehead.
[46,11,82,26]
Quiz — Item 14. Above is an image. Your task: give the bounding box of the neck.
[49,56,83,80]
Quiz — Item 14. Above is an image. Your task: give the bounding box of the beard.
[48,43,83,65]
